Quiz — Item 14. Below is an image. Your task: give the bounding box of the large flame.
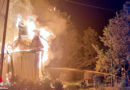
[15,15,54,65]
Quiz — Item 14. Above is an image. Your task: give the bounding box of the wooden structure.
[2,29,44,83]
[2,50,43,83]
[12,50,41,83]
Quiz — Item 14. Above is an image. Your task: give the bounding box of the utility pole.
[0,0,10,77]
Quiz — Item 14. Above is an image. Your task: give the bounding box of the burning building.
[2,16,54,83]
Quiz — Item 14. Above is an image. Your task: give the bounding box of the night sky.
[50,0,128,34]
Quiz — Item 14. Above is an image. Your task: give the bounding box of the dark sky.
[49,0,127,34]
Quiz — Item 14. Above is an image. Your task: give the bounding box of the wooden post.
[0,0,10,77]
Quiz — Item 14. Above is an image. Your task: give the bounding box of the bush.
[52,80,64,90]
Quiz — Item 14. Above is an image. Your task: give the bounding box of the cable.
[65,0,114,12]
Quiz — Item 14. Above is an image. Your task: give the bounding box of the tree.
[80,27,101,69]
[95,12,130,76]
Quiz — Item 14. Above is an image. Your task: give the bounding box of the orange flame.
[15,15,54,66]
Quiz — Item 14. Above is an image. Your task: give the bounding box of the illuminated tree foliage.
[80,27,100,69]
[95,12,130,75]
